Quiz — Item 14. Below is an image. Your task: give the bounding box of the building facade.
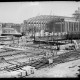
[23,15,80,36]
[23,7,80,39]
[0,23,2,35]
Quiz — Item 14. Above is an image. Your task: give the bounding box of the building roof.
[25,15,74,24]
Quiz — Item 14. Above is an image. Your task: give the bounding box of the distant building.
[2,23,21,33]
[23,15,77,36]
[23,7,80,39]
[2,27,20,34]
[0,23,2,35]
[0,23,22,37]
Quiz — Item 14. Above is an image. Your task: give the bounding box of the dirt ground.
[27,59,80,78]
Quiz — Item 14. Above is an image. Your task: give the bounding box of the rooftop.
[25,15,75,24]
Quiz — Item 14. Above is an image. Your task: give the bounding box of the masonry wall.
[0,24,2,35]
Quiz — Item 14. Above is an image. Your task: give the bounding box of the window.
[71,22,73,32]
[72,23,74,31]
[66,22,69,32]
[62,22,65,32]
[69,22,73,32]
[74,22,76,31]
[76,22,78,31]
[69,22,72,32]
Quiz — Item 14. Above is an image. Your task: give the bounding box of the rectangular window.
[69,22,71,32]
[62,22,65,32]
[66,22,69,32]
[70,22,73,32]
[76,22,79,31]
[74,22,76,31]
[69,22,73,32]
[74,22,78,31]
[72,22,74,31]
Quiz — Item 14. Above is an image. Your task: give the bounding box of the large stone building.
[23,7,80,38]
[23,15,75,36]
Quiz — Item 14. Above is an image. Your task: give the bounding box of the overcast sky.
[0,1,80,23]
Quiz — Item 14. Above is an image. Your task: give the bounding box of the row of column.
[65,21,80,33]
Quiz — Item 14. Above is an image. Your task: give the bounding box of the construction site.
[0,6,80,78]
[0,37,80,78]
